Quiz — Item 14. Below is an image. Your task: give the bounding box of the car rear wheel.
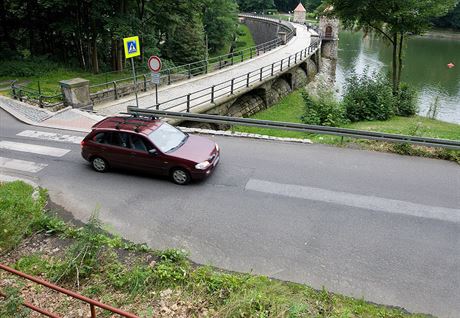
[171,168,191,185]
[91,157,109,173]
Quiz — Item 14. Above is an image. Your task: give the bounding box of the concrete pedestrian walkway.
[0,96,103,132]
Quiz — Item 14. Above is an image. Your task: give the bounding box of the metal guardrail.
[89,14,296,103]
[146,38,321,113]
[126,108,460,150]
[0,263,140,318]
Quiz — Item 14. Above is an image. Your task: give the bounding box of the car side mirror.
[149,149,158,156]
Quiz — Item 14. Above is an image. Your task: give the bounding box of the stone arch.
[292,67,308,88]
[227,91,267,118]
[280,73,293,89]
[267,77,291,105]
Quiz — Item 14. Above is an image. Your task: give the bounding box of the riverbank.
[423,28,460,39]
[0,181,427,317]
[234,89,460,163]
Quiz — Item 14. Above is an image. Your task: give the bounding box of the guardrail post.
[231,53,234,65]
[250,48,253,59]
[260,67,263,81]
[231,79,234,94]
[187,94,191,112]
[39,95,43,108]
[280,60,283,71]
[211,86,215,102]
[113,81,118,100]
[205,61,208,74]
[241,53,244,63]
[90,304,96,318]
[168,69,171,85]
[288,56,291,67]
[263,44,266,53]
[18,88,23,102]
[247,73,250,87]
[188,64,191,79]
[219,57,222,69]
[295,52,297,64]
[156,103,160,110]
[143,74,147,91]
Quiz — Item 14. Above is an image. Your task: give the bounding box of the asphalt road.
[1,109,459,317]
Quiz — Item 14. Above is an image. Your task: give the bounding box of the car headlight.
[195,161,211,170]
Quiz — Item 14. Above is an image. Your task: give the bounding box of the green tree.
[203,0,238,53]
[433,2,460,29]
[326,0,458,94]
[237,0,275,12]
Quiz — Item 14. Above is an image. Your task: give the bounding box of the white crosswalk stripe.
[0,141,70,157]
[0,157,47,173]
[17,130,83,144]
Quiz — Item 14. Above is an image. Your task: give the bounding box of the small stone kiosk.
[59,78,92,111]
[293,2,306,24]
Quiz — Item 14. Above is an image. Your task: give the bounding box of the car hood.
[168,134,216,163]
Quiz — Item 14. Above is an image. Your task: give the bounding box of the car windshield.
[148,123,187,153]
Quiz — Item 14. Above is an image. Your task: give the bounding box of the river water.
[335,31,460,124]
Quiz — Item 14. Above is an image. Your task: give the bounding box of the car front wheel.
[91,157,109,173]
[171,168,191,185]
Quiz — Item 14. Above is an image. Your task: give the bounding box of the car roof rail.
[120,112,158,121]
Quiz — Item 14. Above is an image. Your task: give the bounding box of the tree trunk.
[392,33,398,95]
[91,20,99,73]
[397,33,404,92]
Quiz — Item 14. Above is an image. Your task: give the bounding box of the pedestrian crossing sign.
[123,36,140,59]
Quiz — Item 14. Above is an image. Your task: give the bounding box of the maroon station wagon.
[81,115,220,185]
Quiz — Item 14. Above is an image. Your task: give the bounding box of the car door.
[106,131,133,168]
[127,133,167,175]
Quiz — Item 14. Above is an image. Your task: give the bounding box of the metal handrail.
[0,263,140,318]
[149,38,321,112]
[126,108,460,150]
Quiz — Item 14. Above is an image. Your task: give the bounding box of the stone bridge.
[84,15,324,120]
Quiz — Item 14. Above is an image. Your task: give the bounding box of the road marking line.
[245,179,460,224]
[0,141,70,157]
[0,157,47,173]
[17,130,83,144]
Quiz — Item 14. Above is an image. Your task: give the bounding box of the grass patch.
[1,180,427,317]
[0,181,47,254]
[235,24,256,52]
[234,89,460,162]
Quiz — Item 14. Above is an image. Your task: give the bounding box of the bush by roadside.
[0,181,427,317]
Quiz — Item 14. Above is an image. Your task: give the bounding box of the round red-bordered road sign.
[148,56,162,72]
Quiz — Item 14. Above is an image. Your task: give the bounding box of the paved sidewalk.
[0,95,103,132]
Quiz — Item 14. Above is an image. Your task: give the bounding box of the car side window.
[130,134,147,152]
[110,132,130,148]
[93,132,108,144]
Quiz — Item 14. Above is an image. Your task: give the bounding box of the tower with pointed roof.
[293,2,306,24]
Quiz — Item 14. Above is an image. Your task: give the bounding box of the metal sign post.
[148,56,162,106]
[123,36,141,108]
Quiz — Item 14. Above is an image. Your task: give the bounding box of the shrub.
[0,57,62,77]
[343,72,395,122]
[301,90,347,126]
[396,83,418,116]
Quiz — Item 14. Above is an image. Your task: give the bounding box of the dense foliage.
[343,72,395,122]
[301,90,347,126]
[301,73,418,126]
[433,2,460,29]
[0,0,238,73]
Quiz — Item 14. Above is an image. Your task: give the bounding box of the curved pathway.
[95,22,315,115]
